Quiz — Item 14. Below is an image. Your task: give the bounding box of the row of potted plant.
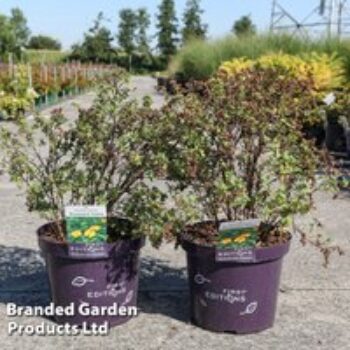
[0,63,112,119]
[0,65,37,120]
[160,52,350,156]
[161,52,344,92]
[30,64,108,101]
[0,67,346,334]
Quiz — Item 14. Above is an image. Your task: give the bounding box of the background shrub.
[169,33,350,82]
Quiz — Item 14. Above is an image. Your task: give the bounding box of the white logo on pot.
[86,281,128,299]
[121,290,134,306]
[240,301,258,316]
[194,273,211,285]
[72,276,95,288]
[204,289,247,304]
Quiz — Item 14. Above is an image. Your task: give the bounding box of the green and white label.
[65,206,107,244]
[216,220,260,263]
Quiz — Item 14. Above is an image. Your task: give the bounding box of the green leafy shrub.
[160,66,341,260]
[0,70,170,246]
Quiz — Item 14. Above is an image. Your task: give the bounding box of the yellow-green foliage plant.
[0,65,37,119]
[219,57,254,76]
[219,52,346,93]
[303,52,345,91]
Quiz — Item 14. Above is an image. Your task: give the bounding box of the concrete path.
[0,77,349,350]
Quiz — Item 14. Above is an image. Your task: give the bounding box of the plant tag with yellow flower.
[65,206,108,258]
[216,220,260,263]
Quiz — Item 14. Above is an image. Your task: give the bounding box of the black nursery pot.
[38,222,144,328]
[326,113,347,153]
[302,122,325,148]
[157,76,167,89]
[345,127,350,157]
[181,236,291,334]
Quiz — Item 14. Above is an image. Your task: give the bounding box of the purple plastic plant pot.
[37,222,144,328]
[181,236,291,334]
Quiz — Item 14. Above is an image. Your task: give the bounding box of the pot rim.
[180,220,291,264]
[37,220,145,261]
[37,218,143,247]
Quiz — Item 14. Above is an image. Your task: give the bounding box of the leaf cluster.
[160,67,338,235]
[1,69,170,246]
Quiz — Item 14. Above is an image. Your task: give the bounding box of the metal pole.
[338,0,348,37]
[338,0,343,37]
[270,0,277,32]
[329,0,341,38]
[328,0,334,38]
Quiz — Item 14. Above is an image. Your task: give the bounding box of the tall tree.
[0,8,30,59]
[117,9,137,55]
[181,0,207,44]
[156,0,178,58]
[9,8,30,50]
[0,14,14,58]
[28,35,62,50]
[136,8,151,55]
[232,15,256,37]
[71,13,114,63]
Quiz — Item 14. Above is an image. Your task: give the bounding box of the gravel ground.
[0,77,349,350]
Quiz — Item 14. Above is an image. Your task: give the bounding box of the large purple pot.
[182,237,290,334]
[38,222,144,327]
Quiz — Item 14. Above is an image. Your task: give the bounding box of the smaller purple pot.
[38,222,144,328]
[182,237,290,334]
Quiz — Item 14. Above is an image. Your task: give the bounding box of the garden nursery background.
[0,1,350,350]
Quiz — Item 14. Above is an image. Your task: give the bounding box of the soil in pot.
[38,219,144,328]
[181,221,291,334]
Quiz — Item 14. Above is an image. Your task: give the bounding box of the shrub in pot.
[160,67,341,333]
[0,71,170,328]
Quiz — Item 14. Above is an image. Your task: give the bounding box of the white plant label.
[65,205,108,258]
[65,206,107,217]
[323,92,336,106]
